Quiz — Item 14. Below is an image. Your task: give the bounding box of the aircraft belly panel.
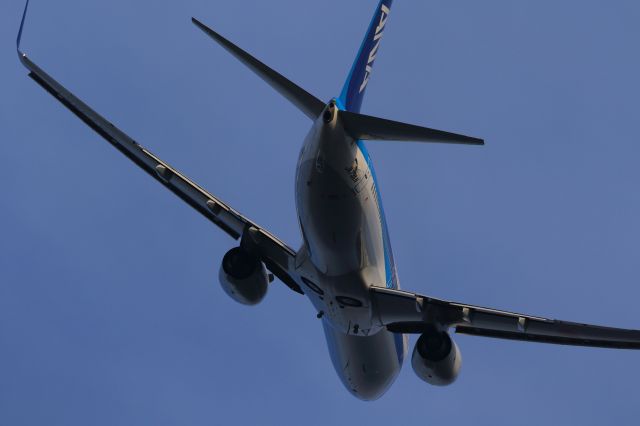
[322,318,405,401]
[294,119,391,336]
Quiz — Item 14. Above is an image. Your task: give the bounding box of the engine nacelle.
[411,330,462,386]
[218,247,268,305]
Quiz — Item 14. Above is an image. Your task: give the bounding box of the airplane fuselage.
[294,100,407,399]
[17,0,640,404]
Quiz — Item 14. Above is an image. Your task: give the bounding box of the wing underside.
[370,287,640,349]
[17,0,303,294]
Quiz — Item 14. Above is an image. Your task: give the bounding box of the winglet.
[17,0,30,58]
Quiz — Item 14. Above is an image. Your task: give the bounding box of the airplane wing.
[16,1,303,295]
[370,287,640,349]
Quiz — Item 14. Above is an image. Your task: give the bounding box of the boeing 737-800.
[17,0,640,400]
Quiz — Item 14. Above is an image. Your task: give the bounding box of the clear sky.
[2,0,640,425]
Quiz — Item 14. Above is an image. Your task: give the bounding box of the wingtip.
[17,0,30,57]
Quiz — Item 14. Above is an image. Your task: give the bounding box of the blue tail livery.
[339,0,393,113]
[19,0,636,403]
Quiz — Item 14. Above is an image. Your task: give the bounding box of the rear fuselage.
[294,100,407,400]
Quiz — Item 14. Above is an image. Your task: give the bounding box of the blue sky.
[2,0,640,424]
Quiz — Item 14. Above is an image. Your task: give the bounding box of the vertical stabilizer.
[338,0,393,113]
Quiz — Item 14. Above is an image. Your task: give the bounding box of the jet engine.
[218,247,268,305]
[411,330,462,386]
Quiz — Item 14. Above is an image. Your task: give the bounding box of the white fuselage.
[294,101,407,400]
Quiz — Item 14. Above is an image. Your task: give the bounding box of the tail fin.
[338,0,393,113]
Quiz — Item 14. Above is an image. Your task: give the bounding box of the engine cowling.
[411,330,462,386]
[219,247,268,305]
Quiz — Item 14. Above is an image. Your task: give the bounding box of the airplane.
[17,0,640,400]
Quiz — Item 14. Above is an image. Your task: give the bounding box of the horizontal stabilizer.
[339,110,484,145]
[192,17,325,120]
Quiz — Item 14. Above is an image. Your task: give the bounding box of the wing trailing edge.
[371,287,640,350]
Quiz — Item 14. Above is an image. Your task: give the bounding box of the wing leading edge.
[17,0,303,295]
[370,287,640,349]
